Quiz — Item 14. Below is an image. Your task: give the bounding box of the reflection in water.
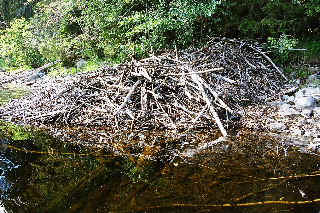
[0,130,320,213]
[0,156,14,196]
[0,140,18,199]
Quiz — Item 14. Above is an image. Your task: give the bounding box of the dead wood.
[0,38,287,138]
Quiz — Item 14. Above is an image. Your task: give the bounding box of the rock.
[304,87,320,97]
[307,74,317,81]
[294,96,316,109]
[313,107,320,116]
[279,103,299,116]
[295,87,320,99]
[306,73,320,86]
[76,59,87,69]
[268,122,286,131]
[301,109,313,118]
[26,71,46,83]
[279,103,291,110]
[282,95,295,103]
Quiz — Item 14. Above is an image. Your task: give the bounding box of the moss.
[47,59,108,76]
[0,121,32,141]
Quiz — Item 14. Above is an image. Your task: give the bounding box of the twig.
[140,83,148,112]
[162,67,224,77]
[191,103,209,124]
[190,72,227,136]
[148,90,177,129]
[250,46,287,80]
[114,80,141,115]
[33,60,61,73]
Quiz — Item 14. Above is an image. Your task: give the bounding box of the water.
[0,128,320,213]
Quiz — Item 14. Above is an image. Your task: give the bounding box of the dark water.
[1,129,320,213]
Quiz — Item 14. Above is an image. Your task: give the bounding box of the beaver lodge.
[0,38,289,149]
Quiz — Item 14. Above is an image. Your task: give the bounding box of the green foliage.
[213,0,320,38]
[30,0,81,66]
[284,66,312,79]
[24,0,221,65]
[48,59,106,76]
[0,0,30,23]
[76,0,221,62]
[267,34,298,65]
[0,58,5,68]
[296,68,312,78]
[0,121,31,140]
[0,18,44,68]
[1,0,319,68]
[301,40,320,64]
[304,0,320,16]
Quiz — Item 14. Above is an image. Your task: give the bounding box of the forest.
[0,0,319,73]
[1,1,320,212]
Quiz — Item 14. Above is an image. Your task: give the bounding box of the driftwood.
[0,38,287,138]
[0,60,61,86]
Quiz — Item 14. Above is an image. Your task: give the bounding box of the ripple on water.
[0,126,320,212]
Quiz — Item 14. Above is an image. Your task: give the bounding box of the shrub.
[30,0,79,65]
[0,18,44,68]
[267,34,298,65]
[1,0,319,68]
[213,0,320,38]
[76,0,222,62]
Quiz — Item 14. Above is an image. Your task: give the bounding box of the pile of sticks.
[0,38,287,136]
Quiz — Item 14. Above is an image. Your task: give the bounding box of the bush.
[300,40,320,64]
[0,18,44,68]
[77,0,222,62]
[1,0,319,68]
[213,0,320,38]
[30,0,79,66]
[267,34,298,65]
[11,0,222,65]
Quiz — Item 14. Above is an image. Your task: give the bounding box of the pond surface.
[0,128,320,213]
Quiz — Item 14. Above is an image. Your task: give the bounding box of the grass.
[297,39,320,65]
[0,121,31,140]
[48,59,111,76]
[279,39,319,80]
[0,84,29,106]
